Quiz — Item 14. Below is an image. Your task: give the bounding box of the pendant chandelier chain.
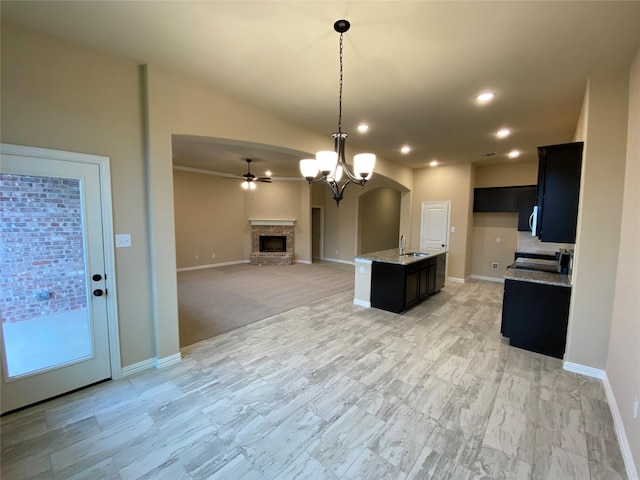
[338,32,344,134]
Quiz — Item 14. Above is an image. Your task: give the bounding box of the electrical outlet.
[491,262,499,270]
[496,237,501,243]
[195,254,199,260]
[212,253,216,258]
[633,397,639,419]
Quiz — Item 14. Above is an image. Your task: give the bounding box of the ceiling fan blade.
[257,177,272,183]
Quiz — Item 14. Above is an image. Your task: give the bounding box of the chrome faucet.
[399,234,406,255]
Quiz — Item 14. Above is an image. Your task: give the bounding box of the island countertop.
[355,248,446,266]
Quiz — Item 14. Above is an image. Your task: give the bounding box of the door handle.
[93,289,104,297]
[92,274,103,281]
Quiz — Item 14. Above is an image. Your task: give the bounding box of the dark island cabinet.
[501,279,571,359]
[536,142,583,243]
[371,253,446,313]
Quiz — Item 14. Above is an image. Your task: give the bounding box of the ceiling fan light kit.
[239,158,271,190]
[299,19,376,206]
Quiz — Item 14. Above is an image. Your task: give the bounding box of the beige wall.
[474,161,538,188]
[0,22,154,367]
[173,170,247,268]
[411,163,473,281]
[358,187,401,254]
[566,70,629,370]
[173,171,309,268]
[471,162,539,279]
[607,49,640,472]
[471,213,519,278]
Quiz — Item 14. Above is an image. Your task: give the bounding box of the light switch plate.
[115,234,132,248]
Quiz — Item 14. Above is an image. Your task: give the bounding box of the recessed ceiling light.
[496,128,511,138]
[401,146,411,154]
[357,124,369,133]
[476,92,495,104]
[508,150,521,158]
[265,170,272,177]
[430,160,438,167]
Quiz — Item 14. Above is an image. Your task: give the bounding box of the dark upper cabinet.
[473,185,537,232]
[473,186,519,212]
[536,142,583,243]
[473,188,496,212]
[517,186,537,231]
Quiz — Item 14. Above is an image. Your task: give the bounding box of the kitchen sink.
[401,252,428,257]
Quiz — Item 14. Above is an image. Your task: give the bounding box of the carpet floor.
[177,261,354,347]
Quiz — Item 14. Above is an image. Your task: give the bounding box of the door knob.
[93,289,104,297]
[92,274,103,281]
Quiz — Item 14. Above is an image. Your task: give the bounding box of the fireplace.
[249,219,295,265]
[260,235,286,253]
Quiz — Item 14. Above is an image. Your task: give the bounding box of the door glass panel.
[1,173,93,379]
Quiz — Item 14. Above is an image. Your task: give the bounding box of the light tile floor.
[0,280,628,479]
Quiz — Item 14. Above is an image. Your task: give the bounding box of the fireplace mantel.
[249,219,296,226]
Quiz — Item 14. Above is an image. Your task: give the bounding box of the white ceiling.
[3,1,639,179]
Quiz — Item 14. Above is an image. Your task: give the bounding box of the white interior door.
[1,150,112,413]
[420,201,450,251]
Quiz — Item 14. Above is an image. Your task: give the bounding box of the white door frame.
[0,143,122,379]
[420,201,451,251]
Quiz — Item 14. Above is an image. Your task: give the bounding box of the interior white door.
[420,201,450,251]
[1,152,112,413]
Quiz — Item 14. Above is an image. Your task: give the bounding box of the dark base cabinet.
[501,279,571,359]
[371,253,446,313]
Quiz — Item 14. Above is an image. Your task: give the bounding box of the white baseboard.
[121,353,182,376]
[469,275,505,283]
[353,299,371,308]
[563,361,638,479]
[177,260,248,272]
[121,358,155,377]
[563,361,605,379]
[447,277,465,284]
[322,257,355,266]
[154,353,182,369]
[295,260,312,265]
[602,373,639,480]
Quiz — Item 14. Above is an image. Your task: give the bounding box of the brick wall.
[0,174,87,323]
[249,223,294,265]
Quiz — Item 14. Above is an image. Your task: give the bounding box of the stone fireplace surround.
[249,219,295,265]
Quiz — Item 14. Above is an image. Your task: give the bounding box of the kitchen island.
[354,248,446,313]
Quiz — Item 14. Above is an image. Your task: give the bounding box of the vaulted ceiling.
[3,1,639,179]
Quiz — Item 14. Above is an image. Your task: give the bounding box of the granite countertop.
[504,268,572,288]
[355,248,446,266]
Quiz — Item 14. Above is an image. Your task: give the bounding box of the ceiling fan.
[237,158,271,190]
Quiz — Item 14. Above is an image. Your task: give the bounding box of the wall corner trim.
[154,353,182,369]
[563,362,637,479]
[121,353,182,377]
[602,373,640,480]
[562,361,605,379]
[353,299,371,308]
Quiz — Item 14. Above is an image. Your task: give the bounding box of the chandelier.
[299,19,376,206]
